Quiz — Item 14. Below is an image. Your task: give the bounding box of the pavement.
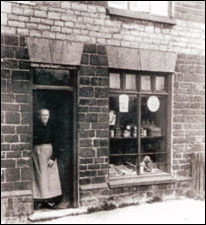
[31,198,205,224]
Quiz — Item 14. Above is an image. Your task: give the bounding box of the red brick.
[1,182,14,192]
[21,167,32,181]
[16,126,31,134]
[4,35,18,46]
[1,159,16,168]
[6,151,21,158]
[5,135,18,143]
[6,168,20,182]
[80,178,90,185]
[1,125,15,134]
[90,55,108,66]
[80,148,95,157]
[95,88,108,98]
[80,171,97,177]
[1,104,19,112]
[97,148,108,157]
[14,181,32,191]
[83,44,97,54]
[1,94,14,103]
[12,70,30,80]
[91,176,106,184]
[86,114,98,122]
[80,158,93,164]
[17,159,30,168]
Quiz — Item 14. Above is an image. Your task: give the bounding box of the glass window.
[109,95,139,177]
[109,72,170,177]
[140,96,168,174]
[130,1,150,13]
[141,76,151,91]
[109,73,121,89]
[125,74,136,90]
[108,1,170,17]
[156,76,165,91]
[150,1,169,17]
[33,68,73,86]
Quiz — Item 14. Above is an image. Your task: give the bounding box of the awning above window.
[107,46,177,73]
[27,37,84,66]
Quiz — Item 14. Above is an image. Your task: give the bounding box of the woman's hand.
[48,159,54,167]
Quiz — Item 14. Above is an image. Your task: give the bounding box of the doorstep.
[28,207,88,223]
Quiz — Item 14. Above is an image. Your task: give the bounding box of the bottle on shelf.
[110,129,115,138]
[123,125,131,138]
[133,126,137,137]
[115,126,121,138]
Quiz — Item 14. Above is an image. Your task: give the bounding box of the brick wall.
[1,0,205,223]
[1,1,205,55]
[78,44,109,186]
[172,54,205,177]
[1,34,33,219]
[80,181,192,207]
[175,1,205,24]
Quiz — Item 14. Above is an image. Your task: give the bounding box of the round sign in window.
[147,96,160,112]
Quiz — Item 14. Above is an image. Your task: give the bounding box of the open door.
[33,85,74,208]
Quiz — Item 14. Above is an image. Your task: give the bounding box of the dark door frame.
[31,67,79,208]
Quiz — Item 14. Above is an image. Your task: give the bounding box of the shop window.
[108,1,169,17]
[109,71,170,178]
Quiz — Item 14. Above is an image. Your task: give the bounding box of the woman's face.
[39,109,50,125]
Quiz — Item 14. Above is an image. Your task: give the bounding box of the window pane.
[33,68,73,86]
[126,74,136,90]
[150,1,169,17]
[108,1,128,10]
[156,76,165,91]
[140,96,168,174]
[109,95,138,177]
[129,1,150,12]
[141,76,151,91]
[110,73,121,89]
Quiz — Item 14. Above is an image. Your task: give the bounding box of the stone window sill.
[108,174,177,189]
[107,7,176,25]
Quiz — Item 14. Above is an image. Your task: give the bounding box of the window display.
[109,72,170,177]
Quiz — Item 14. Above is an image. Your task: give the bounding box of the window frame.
[109,70,172,179]
[107,1,176,25]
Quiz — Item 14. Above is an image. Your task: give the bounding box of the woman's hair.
[38,108,50,116]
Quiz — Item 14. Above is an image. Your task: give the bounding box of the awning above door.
[27,37,84,66]
[107,46,177,73]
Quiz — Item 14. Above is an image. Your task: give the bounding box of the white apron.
[32,144,62,199]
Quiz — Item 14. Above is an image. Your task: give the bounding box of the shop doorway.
[33,88,74,208]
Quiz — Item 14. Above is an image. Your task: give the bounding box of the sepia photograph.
[1,1,205,224]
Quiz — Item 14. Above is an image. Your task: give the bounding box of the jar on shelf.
[133,126,137,137]
[115,126,121,138]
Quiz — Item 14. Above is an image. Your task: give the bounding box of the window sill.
[107,7,176,25]
[108,174,177,189]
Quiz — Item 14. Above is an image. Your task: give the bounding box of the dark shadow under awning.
[107,46,177,73]
[27,37,84,66]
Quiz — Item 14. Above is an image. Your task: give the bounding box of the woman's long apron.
[32,144,62,199]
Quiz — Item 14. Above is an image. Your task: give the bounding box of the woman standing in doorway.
[32,109,62,210]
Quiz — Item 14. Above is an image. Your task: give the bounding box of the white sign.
[119,95,129,112]
[147,96,160,112]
